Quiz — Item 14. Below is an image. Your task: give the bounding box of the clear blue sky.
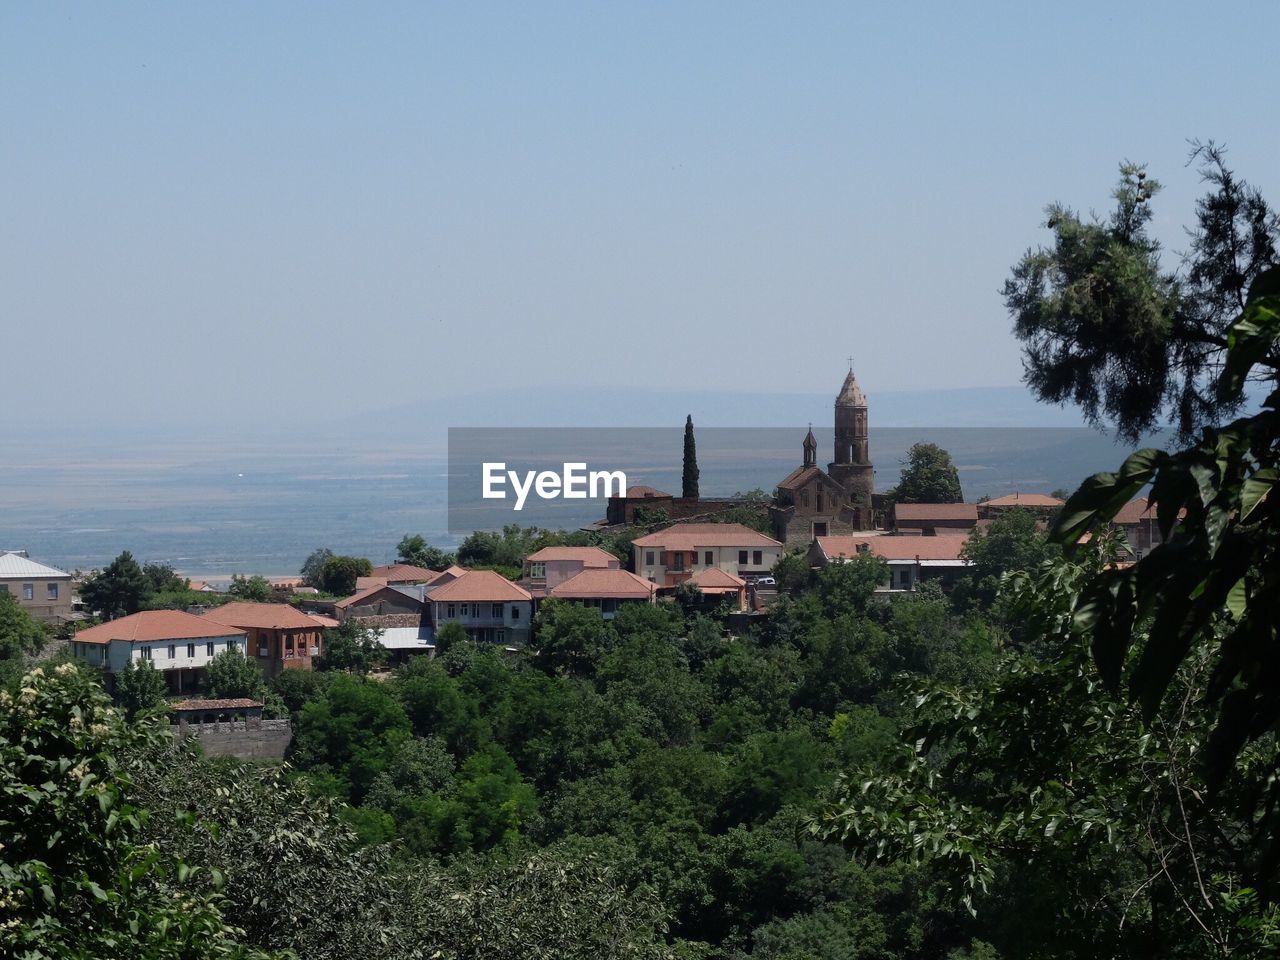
[3,2,1276,429]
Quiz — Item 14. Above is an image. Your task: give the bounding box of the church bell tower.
[828,363,873,507]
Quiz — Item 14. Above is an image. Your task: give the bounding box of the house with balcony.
[547,567,656,618]
[203,602,330,678]
[70,610,249,694]
[809,535,971,592]
[0,551,74,626]
[631,523,784,587]
[521,546,620,596]
[427,570,533,646]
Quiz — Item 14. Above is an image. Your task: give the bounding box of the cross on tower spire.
[847,355,854,371]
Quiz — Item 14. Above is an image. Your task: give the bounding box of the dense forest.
[3,148,1280,958]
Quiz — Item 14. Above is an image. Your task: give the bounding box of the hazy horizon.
[5,2,1278,432]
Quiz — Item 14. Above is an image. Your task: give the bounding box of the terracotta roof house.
[978,493,1065,520]
[370,563,440,585]
[548,568,656,619]
[631,523,784,587]
[427,570,533,646]
[687,566,748,611]
[809,535,971,593]
[71,610,249,694]
[334,583,428,629]
[203,602,329,678]
[522,546,620,595]
[1106,497,1186,558]
[892,503,978,536]
[426,565,469,587]
[0,551,73,625]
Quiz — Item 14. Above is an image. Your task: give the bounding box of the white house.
[71,610,249,694]
[426,570,534,646]
[630,523,784,586]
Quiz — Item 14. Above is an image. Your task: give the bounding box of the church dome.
[835,368,867,407]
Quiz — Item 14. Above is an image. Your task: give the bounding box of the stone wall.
[174,718,292,761]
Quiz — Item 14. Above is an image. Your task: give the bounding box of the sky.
[3,1,1277,431]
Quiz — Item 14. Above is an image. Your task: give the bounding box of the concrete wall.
[174,718,292,760]
[0,574,74,624]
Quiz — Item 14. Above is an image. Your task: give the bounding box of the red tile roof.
[428,570,533,603]
[550,568,656,600]
[426,565,469,584]
[776,465,835,491]
[203,602,330,631]
[631,523,782,550]
[817,535,969,563]
[688,567,746,591]
[525,546,618,566]
[623,485,670,498]
[894,503,978,522]
[76,611,246,646]
[370,563,440,583]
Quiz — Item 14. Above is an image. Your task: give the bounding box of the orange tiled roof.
[525,546,618,566]
[203,602,330,631]
[550,568,656,600]
[689,567,746,590]
[631,523,782,550]
[428,570,532,603]
[370,563,440,583]
[426,565,469,584]
[894,503,978,522]
[817,535,969,563]
[76,611,246,646]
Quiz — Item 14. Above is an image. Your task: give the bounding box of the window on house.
[168,645,175,659]
[46,583,59,600]
[704,551,713,566]
[0,584,7,593]
[496,629,506,644]
[813,522,828,537]
[817,492,824,512]
[753,551,763,566]
[206,642,215,657]
[140,646,152,660]
[447,603,455,618]
[22,584,33,600]
[645,551,655,566]
[738,551,748,565]
[471,603,480,618]
[672,553,684,572]
[529,563,545,578]
[511,605,520,620]
[187,643,195,658]
[492,603,503,618]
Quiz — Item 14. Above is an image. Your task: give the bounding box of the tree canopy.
[893,442,963,504]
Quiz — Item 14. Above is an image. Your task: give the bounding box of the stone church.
[770,367,876,547]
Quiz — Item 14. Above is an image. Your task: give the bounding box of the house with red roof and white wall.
[631,523,784,587]
[71,610,251,694]
[427,570,534,646]
[521,546,620,596]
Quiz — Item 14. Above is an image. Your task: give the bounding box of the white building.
[630,523,784,586]
[71,610,249,694]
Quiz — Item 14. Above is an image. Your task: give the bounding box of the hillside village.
[4,369,1168,710]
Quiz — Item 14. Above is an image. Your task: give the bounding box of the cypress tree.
[682,415,700,499]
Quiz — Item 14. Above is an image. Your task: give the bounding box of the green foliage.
[955,507,1060,616]
[291,674,412,802]
[815,554,887,616]
[683,414,700,499]
[533,597,617,677]
[80,550,154,619]
[0,591,46,688]
[113,659,168,719]
[228,574,273,602]
[773,550,813,594]
[316,619,383,674]
[1005,150,1278,440]
[142,561,189,592]
[317,554,373,596]
[299,546,334,588]
[395,533,454,570]
[0,664,271,959]
[892,442,963,504]
[455,524,591,569]
[205,649,267,701]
